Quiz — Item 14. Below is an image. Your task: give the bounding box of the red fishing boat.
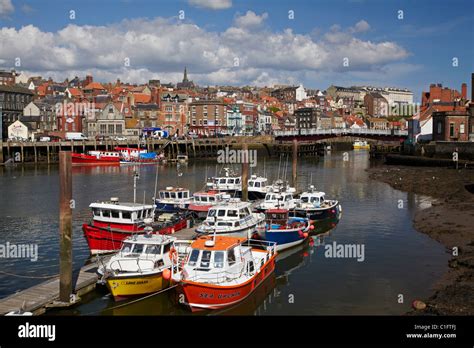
[72,151,120,165]
[82,198,189,254]
[171,235,277,311]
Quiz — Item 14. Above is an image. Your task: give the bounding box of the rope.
[83,284,179,315]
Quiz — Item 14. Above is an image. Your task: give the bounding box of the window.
[163,243,171,254]
[200,250,211,268]
[188,249,200,266]
[147,245,161,255]
[102,210,111,218]
[108,124,114,134]
[460,124,465,134]
[449,123,455,137]
[116,124,122,134]
[248,261,255,274]
[121,242,133,253]
[111,210,120,218]
[228,248,236,266]
[122,211,131,219]
[437,122,442,134]
[228,210,238,217]
[217,210,226,217]
[133,244,145,255]
[214,251,224,268]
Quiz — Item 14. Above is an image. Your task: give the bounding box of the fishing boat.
[352,139,370,150]
[97,234,191,301]
[154,187,192,213]
[247,175,269,200]
[207,168,242,195]
[71,150,121,165]
[171,235,277,311]
[116,147,164,164]
[187,190,227,219]
[292,185,341,220]
[82,198,189,254]
[196,201,265,238]
[255,209,312,251]
[256,191,298,212]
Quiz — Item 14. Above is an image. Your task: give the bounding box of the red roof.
[133,93,152,104]
[84,82,105,90]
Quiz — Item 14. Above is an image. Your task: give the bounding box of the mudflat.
[368,165,474,315]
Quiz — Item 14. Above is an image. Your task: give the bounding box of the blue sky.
[0,0,473,100]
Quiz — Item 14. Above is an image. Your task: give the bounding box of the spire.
[183,67,188,82]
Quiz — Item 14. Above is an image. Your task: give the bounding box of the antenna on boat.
[153,162,159,202]
[133,170,140,203]
[277,153,282,181]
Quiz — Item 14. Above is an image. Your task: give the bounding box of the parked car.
[39,136,51,142]
[65,132,88,141]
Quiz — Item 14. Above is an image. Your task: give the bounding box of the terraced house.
[0,85,34,140]
[160,92,188,135]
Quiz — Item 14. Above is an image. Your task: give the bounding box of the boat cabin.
[90,198,154,225]
[300,191,325,206]
[192,191,224,204]
[265,209,289,225]
[157,187,191,201]
[115,147,147,159]
[248,175,268,189]
[88,150,121,159]
[120,235,175,258]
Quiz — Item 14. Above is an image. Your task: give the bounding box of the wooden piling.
[292,139,298,189]
[59,151,73,303]
[0,141,4,163]
[33,143,37,163]
[20,143,24,163]
[242,143,249,201]
[47,144,50,164]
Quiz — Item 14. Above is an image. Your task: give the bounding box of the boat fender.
[169,247,177,264]
[298,230,304,238]
[162,268,171,280]
[303,232,309,238]
[309,225,315,230]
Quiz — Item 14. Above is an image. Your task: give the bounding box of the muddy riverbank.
[368,165,474,315]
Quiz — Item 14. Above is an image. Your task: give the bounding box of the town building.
[294,107,318,129]
[7,120,33,140]
[0,84,35,140]
[23,101,57,133]
[271,85,307,102]
[367,117,389,130]
[188,100,226,135]
[0,70,18,86]
[176,67,195,90]
[160,92,188,135]
[432,110,470,142]
[364,92,389,117]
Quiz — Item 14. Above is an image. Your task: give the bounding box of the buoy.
[162,269,171,280]
[309,225,314,230]
[412,300,426,310]
[303,232,308,238]
[303,252,309,257]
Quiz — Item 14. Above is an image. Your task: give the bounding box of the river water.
[0,151,449,315]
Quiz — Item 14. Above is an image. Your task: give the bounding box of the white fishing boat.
[206,168,242,194]
[247,174,269,200]
[97,233,191,301]
[256,191,298,212]
[292,185,341,220]
[154,186,192,213]
[196,201,265,238]
[353,139,370,150]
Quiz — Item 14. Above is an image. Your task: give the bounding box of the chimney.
[461,83,467,100]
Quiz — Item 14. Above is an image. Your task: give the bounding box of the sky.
[0,0,473,100]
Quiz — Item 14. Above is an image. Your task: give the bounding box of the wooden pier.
[0,226,200,316]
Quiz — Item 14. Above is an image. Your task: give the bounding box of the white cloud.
[0,0,14,17]
[0,17,409,86]
[351,20,370,33]
[234,11,268,28]
[188,0,232,10]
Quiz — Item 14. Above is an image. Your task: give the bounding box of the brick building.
[188,100,226,135]
[432,110,470,142]
[295,107,318,129]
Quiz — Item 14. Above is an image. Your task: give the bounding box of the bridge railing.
[274,128,408,137]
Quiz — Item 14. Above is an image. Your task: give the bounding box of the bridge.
[274,128,408,142]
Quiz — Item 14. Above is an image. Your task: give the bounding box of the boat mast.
[133,169,139,203]
[153,162,159,202]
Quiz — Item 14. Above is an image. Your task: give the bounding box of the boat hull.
[106,272,170,301]
[291,202,341,221]
[262,229,306,252]
[247,191,266,200]
[72,153,120,165]
[177,255,276,311]
[155,202,189,213]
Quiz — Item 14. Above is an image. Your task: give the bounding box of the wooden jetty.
[0,226,199,316]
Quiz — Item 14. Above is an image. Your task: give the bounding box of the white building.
[8,120,32,140]
[295,84,307,102]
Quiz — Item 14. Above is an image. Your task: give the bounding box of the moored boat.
[72,151,121,165]
[97,234,191,301]
[292,185,341,221]
[206,168,242,195]
[172,235,277,311]
[196,201,265,238]
[116,147,164,164]
[82,198,189,255]
[256,191,298,212]
[353,139,370,150]
[256,209,312,251]
[187,190,227,219]
[154,186,192,213]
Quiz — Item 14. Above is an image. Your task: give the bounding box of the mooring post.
[33,143,37,163]
[242,143,249,202]
[59,151,73,303]
[0,141,3,163]
[292,139,298,189]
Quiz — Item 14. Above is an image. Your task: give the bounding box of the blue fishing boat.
[256,209,313,251]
